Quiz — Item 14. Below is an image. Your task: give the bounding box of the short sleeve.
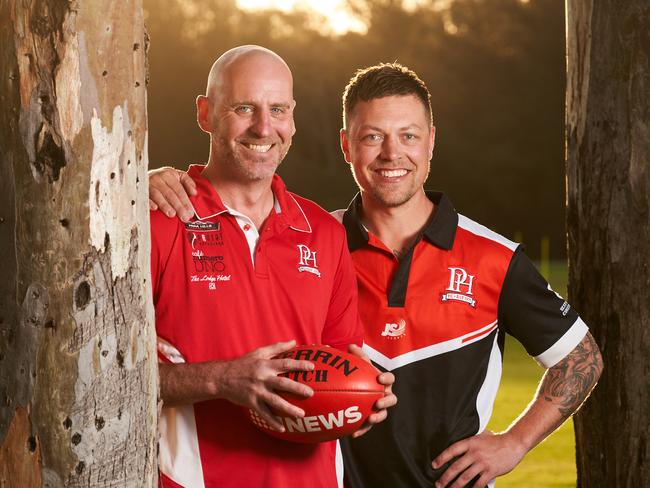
[498,249,588,368]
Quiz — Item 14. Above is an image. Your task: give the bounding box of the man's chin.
[369,189,415,208]
[241,162,282,181]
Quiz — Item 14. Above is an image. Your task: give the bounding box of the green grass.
[487,261,575,487]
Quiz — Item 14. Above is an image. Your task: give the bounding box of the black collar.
[342,191,458,252]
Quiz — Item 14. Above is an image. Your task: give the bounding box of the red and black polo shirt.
[338,192,588,488]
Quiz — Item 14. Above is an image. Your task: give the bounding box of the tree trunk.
[0,1,158,486]
[566,1,650,486]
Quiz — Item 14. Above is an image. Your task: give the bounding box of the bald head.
[206,45,293,99]
[197,45,297,183]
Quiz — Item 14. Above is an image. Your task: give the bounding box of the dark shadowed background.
[144,0,566,259]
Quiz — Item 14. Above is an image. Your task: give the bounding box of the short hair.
[342,63,433,128]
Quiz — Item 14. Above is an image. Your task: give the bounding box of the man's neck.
[360,189,435,259]
[202,164,275,229]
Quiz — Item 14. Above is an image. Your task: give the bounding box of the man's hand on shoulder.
[432,430,526,488]
[149,166,196,222]
[347,344,398,438]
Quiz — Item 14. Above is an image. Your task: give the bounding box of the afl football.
[248,344,384,443]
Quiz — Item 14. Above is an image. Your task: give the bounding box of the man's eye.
[404,133,418,140]
[235,106,253,114]
[364,134,382,142]
[270,107,285,114]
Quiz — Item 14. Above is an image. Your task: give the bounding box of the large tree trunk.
[566,1,650,486]
[0,1,158,486]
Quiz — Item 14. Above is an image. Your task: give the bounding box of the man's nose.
[250,109,272,138]
[380,136,400,161]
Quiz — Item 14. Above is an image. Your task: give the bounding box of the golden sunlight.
[236,0,366,35]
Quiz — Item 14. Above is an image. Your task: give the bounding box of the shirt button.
[243,224,251,231]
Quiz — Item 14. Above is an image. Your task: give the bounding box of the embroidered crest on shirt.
[297,244,321,277]
[381,319,406,339]
[441,267,477,307]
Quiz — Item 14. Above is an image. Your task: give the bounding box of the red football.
[248,344,384,443]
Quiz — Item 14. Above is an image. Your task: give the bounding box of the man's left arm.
[432,331,602,488]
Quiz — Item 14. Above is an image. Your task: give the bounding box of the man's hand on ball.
[347,343,397,438]
[148,166,196,221]
[218,340,315,432]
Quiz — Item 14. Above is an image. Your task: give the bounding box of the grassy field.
[487,261,575,487]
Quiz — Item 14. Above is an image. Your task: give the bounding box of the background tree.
[0,1,157,486]
[144,0,566,259]
[566,0,650,486]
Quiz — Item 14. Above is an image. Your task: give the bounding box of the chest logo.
[297,244,321,278]
[441,267,477,307]
[381,319,406,339]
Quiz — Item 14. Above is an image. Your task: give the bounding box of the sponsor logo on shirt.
[381,319,406,339]
[548,284,571,316]
[187,231,223,249]
[191,249,226,273]
[441,267,477,307]
[190,274,231,283]
[185,221,223,249]
[188,249,230,290]
[297,244,320,277]
[184,221,220,231]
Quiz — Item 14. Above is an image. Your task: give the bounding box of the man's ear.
[196,95,212,133]
[340,128,352,164]
[428,125,436,159]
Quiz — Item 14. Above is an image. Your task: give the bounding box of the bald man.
[151,46,395,488]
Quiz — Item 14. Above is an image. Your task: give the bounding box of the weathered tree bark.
[566,1,650,486]
[0,1,158,487]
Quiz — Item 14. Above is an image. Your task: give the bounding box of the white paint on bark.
[88,105,139,279]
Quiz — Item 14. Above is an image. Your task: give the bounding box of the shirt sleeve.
[321,227,364,351]
[149,210,181,304]
[498,248,588,368]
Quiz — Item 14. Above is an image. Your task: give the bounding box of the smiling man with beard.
[150,46,395,488]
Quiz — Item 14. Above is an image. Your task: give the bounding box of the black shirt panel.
[498,249,580,359]
[342,332,498,488]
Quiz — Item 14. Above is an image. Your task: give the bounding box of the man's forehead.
[348,95,429,128]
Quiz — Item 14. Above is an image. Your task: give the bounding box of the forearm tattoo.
[541,333,603,418]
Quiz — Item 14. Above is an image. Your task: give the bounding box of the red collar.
[187,164,312,233]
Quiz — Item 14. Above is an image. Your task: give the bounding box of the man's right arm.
[159,340,316,432]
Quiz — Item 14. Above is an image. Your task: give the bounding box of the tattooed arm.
[432,332,603,488]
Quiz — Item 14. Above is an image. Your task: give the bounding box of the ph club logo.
[441,267,477,307]
[297,244,320,277]
[381,319,406,339]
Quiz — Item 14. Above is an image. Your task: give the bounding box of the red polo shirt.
[151,165,362,488]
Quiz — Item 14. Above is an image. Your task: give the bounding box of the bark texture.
[566,1,650,486]
[0,1,158,487]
